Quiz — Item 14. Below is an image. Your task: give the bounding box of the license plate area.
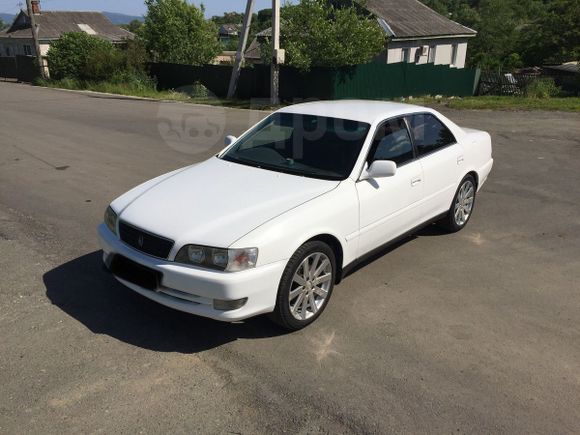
[109,255,162,290]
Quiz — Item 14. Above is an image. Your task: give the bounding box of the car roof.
[276,100,429,124]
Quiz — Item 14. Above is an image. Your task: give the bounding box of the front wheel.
[439,175,477,232]
[270,241,336,330]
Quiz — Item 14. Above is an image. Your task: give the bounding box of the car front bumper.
[97,224,286,321]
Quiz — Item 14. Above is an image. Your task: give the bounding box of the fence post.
[472,68,481,96]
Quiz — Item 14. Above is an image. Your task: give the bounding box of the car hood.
[116,157,339,248]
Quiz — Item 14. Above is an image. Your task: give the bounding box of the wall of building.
[0,38,35,57]
[385,38,470,69]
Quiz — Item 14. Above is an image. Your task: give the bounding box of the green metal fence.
[149,62,480,100]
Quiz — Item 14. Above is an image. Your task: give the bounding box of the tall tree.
[519,0,580,65]
[281,0,385,70]
[141,0,221,65]
[0,17,8,31]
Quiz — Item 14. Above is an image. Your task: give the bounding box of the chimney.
[31,0,41,14]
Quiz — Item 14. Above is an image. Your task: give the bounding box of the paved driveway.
[1,83,579,433]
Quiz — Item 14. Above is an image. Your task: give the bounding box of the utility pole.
[270,0,282,105]
[25,0,46,79]
[227,0,255,99]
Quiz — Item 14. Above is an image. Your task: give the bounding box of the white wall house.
[384,37,470,68]
[244,0,477,68]
[366,0,477,69]
[0,1,132,75]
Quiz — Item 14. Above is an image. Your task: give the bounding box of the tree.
[122,19,144,34]
[46,32,122,80]
[519,0,580,65]
[281,0,385,70]
[211,12,244,26]
[467,0,521,69]
[0,17,8,31]
[141,0,222,65]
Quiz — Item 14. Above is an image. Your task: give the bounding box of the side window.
[368,117,414,166]
[407,114,456,156]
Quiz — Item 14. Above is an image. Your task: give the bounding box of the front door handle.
[411,176,422,187]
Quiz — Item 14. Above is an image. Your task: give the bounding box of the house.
[219,24,240,44]
[245,0,476,68]
[0,0,133,74]
[365,0,476,68]
[244,28,271,65]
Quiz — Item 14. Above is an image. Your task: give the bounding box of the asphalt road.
[1,83,579,434]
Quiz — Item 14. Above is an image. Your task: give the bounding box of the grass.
[35,78,282,109]
[406,96,580,112]
[36,78,192,101]
[36,79,579,112]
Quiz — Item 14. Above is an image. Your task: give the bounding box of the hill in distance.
[0,12,15,23]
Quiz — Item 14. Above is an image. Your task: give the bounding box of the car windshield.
[221,113,370,181]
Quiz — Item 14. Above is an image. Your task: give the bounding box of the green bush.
[82,44,124,81]
[47,32,122,81]
[121,39,150,73]
[525,78,561,99]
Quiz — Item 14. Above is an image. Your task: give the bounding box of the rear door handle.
[457,155,464,164]
[411,176,422,187]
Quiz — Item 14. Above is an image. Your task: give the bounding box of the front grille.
[119,221,174,259]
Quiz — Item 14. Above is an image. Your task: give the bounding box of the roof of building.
[0,11,133,41]
[542,63,580,75]
[245,37,262,60]
[219,24,240,36]
[277,100,429,123]
[365,0,476,39]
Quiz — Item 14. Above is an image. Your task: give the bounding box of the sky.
[0,0,282,17]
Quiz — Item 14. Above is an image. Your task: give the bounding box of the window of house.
[368,118,414,166]
[5,46,11,57]
[428,45,436,63]
[450,43,458,66]
[407,114,456,156]
[401,48,410,63]
[23,45,32,56]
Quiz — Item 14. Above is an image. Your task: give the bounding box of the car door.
[356,116,424,256]
[406,113,464,219]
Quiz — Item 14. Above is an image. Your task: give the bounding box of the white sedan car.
[98,101,493,330]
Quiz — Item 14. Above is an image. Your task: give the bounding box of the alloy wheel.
[288,252,333,320]
[454,180,475,226]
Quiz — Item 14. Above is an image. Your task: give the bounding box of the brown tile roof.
[1,11,133,41]
[365,0,476,38]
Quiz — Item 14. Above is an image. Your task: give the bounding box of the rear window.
[407,114,456,156]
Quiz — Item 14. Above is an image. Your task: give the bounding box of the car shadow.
[43,251,288,354]
[342,223,449,279]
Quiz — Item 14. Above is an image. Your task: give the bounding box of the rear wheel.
[440,175,476,232]
[270,241,336,330]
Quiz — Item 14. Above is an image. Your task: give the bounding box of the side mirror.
[361,160,397,180]
[224,135,237,146]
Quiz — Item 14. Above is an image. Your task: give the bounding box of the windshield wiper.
[221,155,343,181]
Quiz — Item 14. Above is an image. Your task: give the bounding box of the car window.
[238,123,293,150]
[368,117,414,166]
[222,113,370,181]
[407,114,456,156]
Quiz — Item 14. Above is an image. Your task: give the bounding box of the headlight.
[175,245,258,272]
[104,206,118,235]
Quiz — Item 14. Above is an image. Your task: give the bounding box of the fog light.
[213,298,248,311]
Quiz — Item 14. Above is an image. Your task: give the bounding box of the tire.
[270,241,336,331]
[439,174,477,233]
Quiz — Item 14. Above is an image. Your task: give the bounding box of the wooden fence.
[0,56,39,82]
